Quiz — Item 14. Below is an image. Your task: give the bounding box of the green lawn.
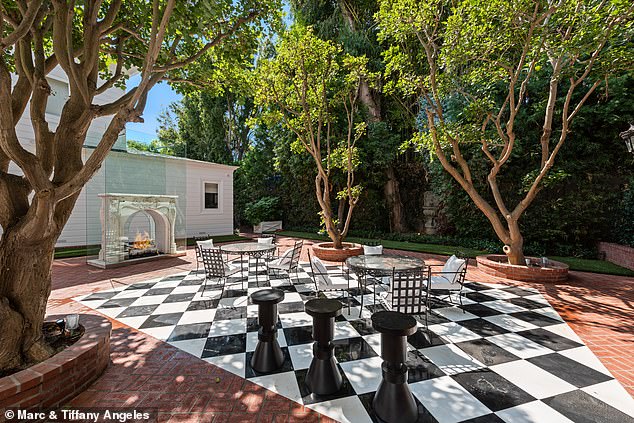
[278,230,634,277]
[54,234,252,259]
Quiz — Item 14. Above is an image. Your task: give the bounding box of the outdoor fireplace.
[88,193,182,268]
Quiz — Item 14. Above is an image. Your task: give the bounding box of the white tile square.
[140,325,176,341]
[496,401,574,423]
[130,294,169,306]
[558,347,611,376]
[192,290,223,301]
[171,285,201,294]
[362,333,382,356]
[168,338,207,358]
[112,289,149,299]
[117,316,149,329]
[248,371,302,403]
[433,307,479,322]
[98,307,127,318]
[486,332,553,358]
[410,376,490,423]
[581,380,634,417]
[204,353,245,378]
[208,318,247,337]
[480,300,527,314]
[542,323,583,343]
[491,360,576,398]
[480,289,519,300]
[288,343,314,370]
[306,395,372,423]
[531,307,564,322]
[281,292,303,303]
[153,280,181,288]
[334,321,360,340]
[279,312,313,328]
[218,296,248,308]
[152,301,190,315]
[178,309,216,325]
[484,314,539,332]
[339,356,383,394]
[79,299,108,309]
[419,344,485,375]
[428,322,481,343]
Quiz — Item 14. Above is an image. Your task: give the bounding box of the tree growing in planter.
[377,0,633,264]
[254,26,370,248]
[0,0,277,372]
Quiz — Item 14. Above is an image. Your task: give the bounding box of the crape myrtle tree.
[377,0,634,264]
[254,26,370,249]
[0,0,278,372]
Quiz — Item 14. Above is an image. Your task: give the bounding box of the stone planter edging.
[312,242,363,262]
[476,254,569,283]
[0,313,111,413]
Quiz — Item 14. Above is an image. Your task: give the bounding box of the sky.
[125,74,182,144]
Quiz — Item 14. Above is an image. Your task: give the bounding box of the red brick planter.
[598,242,634,271]
[312,242,363,262]
[477,254,569,283]
[0,314,111,414]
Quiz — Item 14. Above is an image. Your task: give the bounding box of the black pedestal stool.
[304,298,343,395]
[250,288,285,373]
[371,311,418,423]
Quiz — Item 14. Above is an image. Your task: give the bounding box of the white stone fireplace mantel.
[88,193,182,268]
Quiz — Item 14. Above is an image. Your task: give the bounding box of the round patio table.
[346,254,425,311]
[221,242,276,287]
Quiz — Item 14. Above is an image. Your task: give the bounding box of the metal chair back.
[389,267,429,315]
[200,247,226,278]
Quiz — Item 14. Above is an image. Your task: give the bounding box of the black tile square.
[427,297,454,309]
[454,339,520,367]
[349,319,377,336]
[542,389,633,423]
[510,311,561,327]
[161,275,185,281]
[506,297,547,310]
[527,353,613,388]
[407,350,446,383]
[146,287,175,296]
[139,312,183,329]
[424,312,452,326]
[167,322,212,342]
[127,282,157,290]
[98,297,138,309]
[178,279,204,286]
[502,287,538,297]
[408,328,446,349]
[222,288,248,298]
[186,299,219,311]
[460,414,505,423]
[464,292,499,303]
[245,346,294,378]
[117,304,159,318]
[459,319,509,337]
[295,367,357,405]
[283,326,314,346]
[214,306,247,320]
[83,291,118,301]
[202,334,247,358]
[164,293,196,303]
[247,316,282,332]
[452,370,535,412]
[516,328,583,351]
[461,304,502,317]
[333,337,378,362]
[278,301,305,314]
[357,391,438,423]
[463,282,492,291]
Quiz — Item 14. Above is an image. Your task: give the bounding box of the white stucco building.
[7,67,237,266]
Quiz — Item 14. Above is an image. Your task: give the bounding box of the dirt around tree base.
[0,322,85,378]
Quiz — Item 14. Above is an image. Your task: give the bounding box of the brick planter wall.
[477,255,569,283]
[0,314,111,414]
[598,242,634,271]
[311,242,363,262]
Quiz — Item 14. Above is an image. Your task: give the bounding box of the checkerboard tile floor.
[75,259,634,423]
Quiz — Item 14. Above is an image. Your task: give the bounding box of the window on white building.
[45,78,69,116]
[204,183,219,209]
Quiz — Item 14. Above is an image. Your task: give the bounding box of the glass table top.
[345,254,425,272]
[220,242,276,253]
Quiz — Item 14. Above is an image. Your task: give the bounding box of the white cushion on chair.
[269,247,293,269]
[430,275,460,290]
[441,255,466,284]
[257,237,274,245]
[311,256,334,288]
[363,245,383,255]
[196,240,214,250]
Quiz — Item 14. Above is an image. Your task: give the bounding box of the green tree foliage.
[254,25,370,248]
[377,0,634,263]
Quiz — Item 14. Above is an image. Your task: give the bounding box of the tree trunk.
[384,165,404,232]
[0,229,57,372]
[503,221,526,265]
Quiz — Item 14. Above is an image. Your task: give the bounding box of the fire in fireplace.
[126,230,159,259]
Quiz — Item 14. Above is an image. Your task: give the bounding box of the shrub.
[244,196,281,225]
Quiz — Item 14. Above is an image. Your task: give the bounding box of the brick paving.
[48,235,634,420]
